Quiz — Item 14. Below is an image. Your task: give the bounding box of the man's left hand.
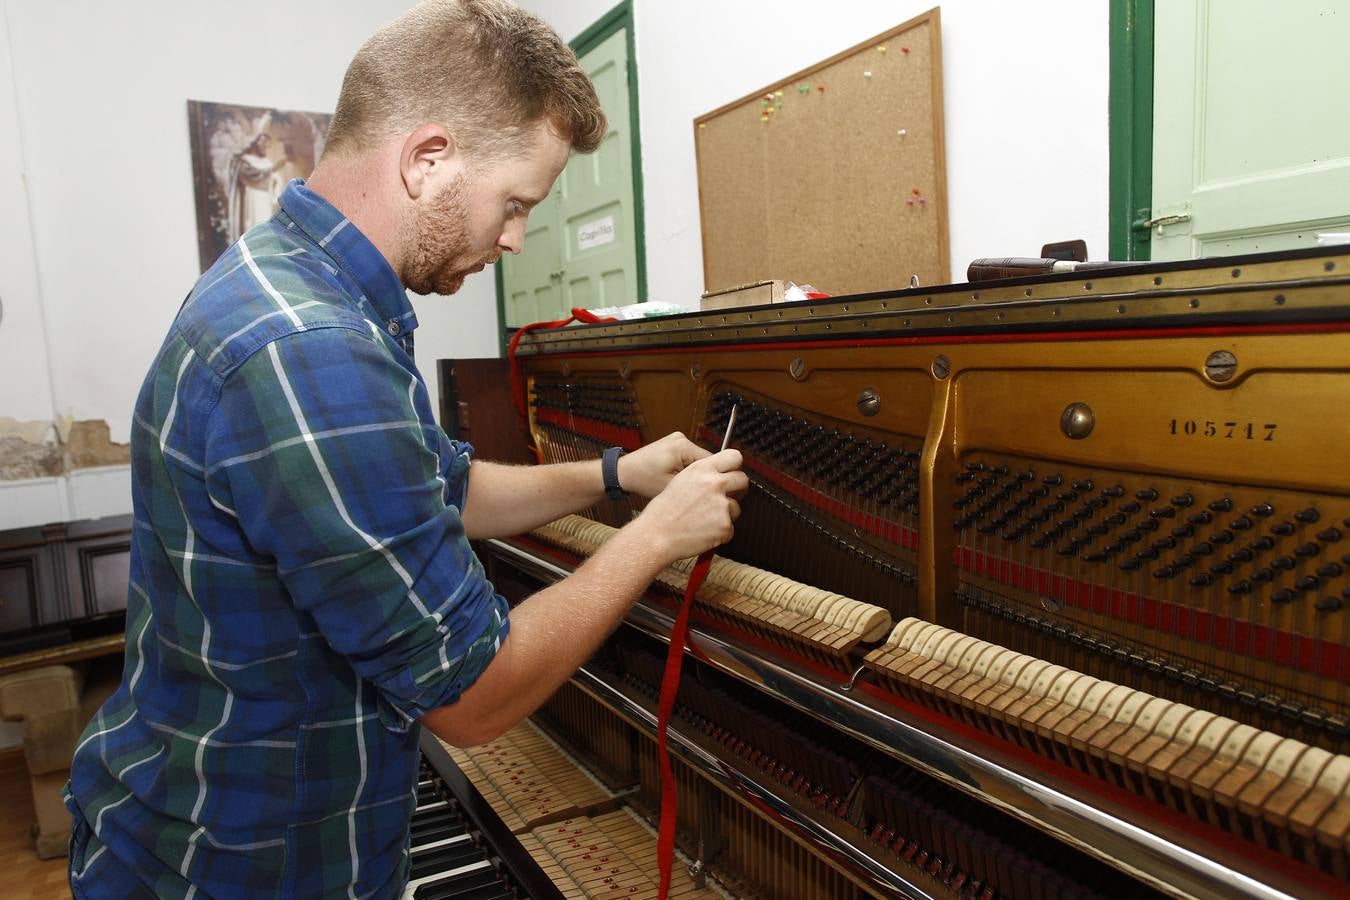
[616,432,711,498]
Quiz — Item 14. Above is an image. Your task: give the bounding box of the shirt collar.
[275,179,418,336]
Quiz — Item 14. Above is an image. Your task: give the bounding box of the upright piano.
[419,246,1349,899]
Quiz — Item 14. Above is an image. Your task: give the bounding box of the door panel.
[501,193,561,328]
[559,30,638,310]
[1151,1,1350,260]
[500,26,639,325]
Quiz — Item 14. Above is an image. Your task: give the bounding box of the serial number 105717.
[1169,419,1277,441]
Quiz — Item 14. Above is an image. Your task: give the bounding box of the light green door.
[502,198,563,326]
[1151,1,1350,260]
[501,28,639,325]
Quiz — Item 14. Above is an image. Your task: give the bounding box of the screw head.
[931,354,951,380]
[857,388,881,417]
[1205,350,1237,383]
[1060,402,1095,440]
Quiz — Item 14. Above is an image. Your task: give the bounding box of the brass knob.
[1060,402,1095,440]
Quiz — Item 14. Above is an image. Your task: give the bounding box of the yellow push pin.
[878,45,887,53]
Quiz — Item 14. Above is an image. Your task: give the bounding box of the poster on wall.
[187,100,332,272]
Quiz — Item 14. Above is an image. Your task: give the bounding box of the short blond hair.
[325,0,606,159]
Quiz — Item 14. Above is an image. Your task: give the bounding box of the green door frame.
[1108,0,1154,261]
[494,0,646,353]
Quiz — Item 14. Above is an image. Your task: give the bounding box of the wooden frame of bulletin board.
[694,8,948,297]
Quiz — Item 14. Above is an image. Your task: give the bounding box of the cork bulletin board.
[695,8,948,297]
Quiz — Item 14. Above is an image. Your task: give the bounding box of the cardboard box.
[698,279,788,311]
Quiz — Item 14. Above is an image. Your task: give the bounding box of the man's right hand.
[632,448,748,564]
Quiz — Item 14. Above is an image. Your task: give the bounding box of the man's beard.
[403,173,493,296]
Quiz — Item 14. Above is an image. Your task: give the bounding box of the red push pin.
[901,46,910,54]
[817,84,825,93]
[912,187,921,194]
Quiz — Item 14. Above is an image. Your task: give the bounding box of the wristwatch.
[602,446,627,501]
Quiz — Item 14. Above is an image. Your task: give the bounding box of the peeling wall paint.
[0,416,129,480]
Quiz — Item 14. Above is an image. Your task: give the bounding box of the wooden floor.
[0,748,72,899]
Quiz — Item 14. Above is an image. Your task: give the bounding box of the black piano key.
[411,840,486,880]
[413,865,508,899]
[411,809,466,844]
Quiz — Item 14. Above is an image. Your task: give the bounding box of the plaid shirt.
[65,180,510,899]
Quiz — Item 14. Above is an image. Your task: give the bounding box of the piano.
[0,515,131,672]
[420,245,1350,899]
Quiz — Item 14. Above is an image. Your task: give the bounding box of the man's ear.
[398,124,461,200]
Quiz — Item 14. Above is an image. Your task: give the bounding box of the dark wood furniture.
[0,516,131,662]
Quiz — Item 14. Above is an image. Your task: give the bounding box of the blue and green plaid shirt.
[65,180,510,898]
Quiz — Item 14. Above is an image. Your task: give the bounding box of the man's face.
[405,121,571,296]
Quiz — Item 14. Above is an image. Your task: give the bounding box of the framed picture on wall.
[187,100,332,272]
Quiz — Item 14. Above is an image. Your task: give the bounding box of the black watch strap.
[602,446,627,501]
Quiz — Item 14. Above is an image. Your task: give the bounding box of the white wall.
[0,0,501,528]
[0,0,1109,530]
[515,0,1110,308]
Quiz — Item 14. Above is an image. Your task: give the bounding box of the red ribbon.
[656,550,713,899]
[506,308,617,424]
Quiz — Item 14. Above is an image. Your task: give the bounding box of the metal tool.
[720,404,738,452]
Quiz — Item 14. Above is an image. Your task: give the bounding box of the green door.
[501,27,639,326]
[1150,1,1350,260]
[502,194,563,326]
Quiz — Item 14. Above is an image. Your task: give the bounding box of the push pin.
[905,198,915,206]
[901,46,910,54]
[878,45,887,53]
[897,128,908,137]
[817,84,825,93]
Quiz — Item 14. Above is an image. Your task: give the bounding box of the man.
[64,2,747,897]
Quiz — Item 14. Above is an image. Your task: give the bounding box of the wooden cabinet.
[0,516,130,657]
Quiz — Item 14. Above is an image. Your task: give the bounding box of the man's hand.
[425,445,746,747]
[616,432,711,498]
[632,448,748,563]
